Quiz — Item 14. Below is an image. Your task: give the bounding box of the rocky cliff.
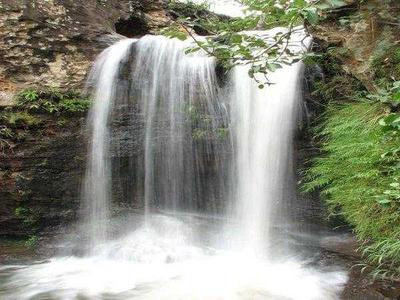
[0,0,173,237]
[0,0,171,106]
[1,0,398,240]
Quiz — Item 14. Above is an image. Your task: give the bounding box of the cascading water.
[83,39,135,251]
[130,35,229,216]
[230,63,302,257]
[0,31,348,299]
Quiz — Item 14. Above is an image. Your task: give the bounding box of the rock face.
[0,0,173,237]
[0,116,86,237]
[0,0,171,105]
[307,0,400,92]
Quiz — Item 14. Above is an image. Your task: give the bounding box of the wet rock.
[0,1,174,237]
[320,234,360,258]
[0,116,86,237]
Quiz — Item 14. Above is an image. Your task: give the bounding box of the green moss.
[168,0,210,17]
[57,118,68,127]
[307,45,365,107]
[312,75,363,103]
[326,46,353,60]
[0,125,14,138]
[217,127,229,139]
[370,29,400,84]
[304,101,400,277]
[15,206,37,227]
[16,88,91,115]
[0,111,41,151]
[192,128,207,141]
[0,111,41,128]
[24,235,38,249]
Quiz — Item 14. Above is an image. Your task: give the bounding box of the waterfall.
[230,63,302,257]
[83,39,135,251]
[1,32,347,300]
[80,28,313,260]
[82,31,304,257]
[130,35,229,216]
[82,35,231,252]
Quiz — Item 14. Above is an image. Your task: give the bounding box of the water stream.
[0,31,348,299]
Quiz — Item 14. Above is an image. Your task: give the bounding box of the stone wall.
[0,0,172,237]
[0,0,171,106]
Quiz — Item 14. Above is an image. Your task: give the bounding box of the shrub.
[304,101,400,278]
[24,235,38,249]
[16,89,91,115]
[0,111,41,128]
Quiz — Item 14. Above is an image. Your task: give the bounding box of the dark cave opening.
[115,16,149,38]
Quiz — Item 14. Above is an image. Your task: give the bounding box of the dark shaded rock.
[115,16,149,38]
[0,116,86,237]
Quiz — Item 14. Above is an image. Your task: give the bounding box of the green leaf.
[302,7,319,24]
[230,34,243,44]
[266,63,282,72]
[392,91,400,103]
[376,198,392,205]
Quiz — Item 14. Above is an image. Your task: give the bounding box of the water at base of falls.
[0,214,346,300]
[0,33,348,299]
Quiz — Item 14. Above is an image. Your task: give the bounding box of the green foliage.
[169,0,209,14]
[14,207,28,217]
[0,111,41,128]
[183,104,228,141]
[24,235,38,249]
[0,89,90,152]
[14,207,38,249]
[168,0,350,84]
[96,0,107,6]
[16,89,91,115]
[0,110,40,152]
[18,89,39,102]
[0,125,14,138]
[304,101,400,277]
[370,29,400,84]
[160,24,188,41]
[192,128,208,141]
[186,27,304,85]
[59,98,92,113]
[0,129,13,153]
[15,207,37,227]
[217,127,229,139]
[57,118,68,127]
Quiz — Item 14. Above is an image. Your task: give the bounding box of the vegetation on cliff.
[0,89,90,153]
[305,99,400,278]
[16,89,91,115]
[302,0,400,279]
